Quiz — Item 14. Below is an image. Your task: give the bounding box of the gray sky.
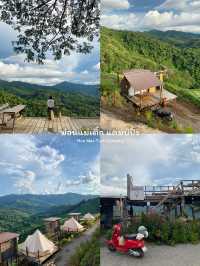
[101,134,200,196]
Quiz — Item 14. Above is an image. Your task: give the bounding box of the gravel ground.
[52,223,99,266]
[101,110,161,133]
[101,243,200,266]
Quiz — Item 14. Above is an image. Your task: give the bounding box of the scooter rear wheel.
[108,244,116,252]
[129,248,144,258]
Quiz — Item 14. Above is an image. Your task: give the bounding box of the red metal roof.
[123,69,162,92]
[0,232,19,244]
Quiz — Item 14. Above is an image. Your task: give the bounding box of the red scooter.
[107,223,148,258]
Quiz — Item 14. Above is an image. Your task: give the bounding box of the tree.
[0,0,100,63]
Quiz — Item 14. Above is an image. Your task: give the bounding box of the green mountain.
[0,193,96,214]
[101,27,200,107]
[0,194,99,241]
[0,80,99,97]
[147,30,200,48]
[0,80,100,117]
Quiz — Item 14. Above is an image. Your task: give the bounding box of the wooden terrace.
[125,89,177,110]
[0,116,99,134]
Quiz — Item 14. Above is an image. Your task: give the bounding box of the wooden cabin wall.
[120,77,130,95]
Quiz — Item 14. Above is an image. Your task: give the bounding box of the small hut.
[18,230,58,264]
[62,217,84,232]
[68,212,81,221]
[0,232,19,265]
[43,217,61,239]
[83,213,95,221]
[120,69,176,109]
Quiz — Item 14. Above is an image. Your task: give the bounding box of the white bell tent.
[83,213,95,221]
[62,217,84,232]
[19,229,58,262]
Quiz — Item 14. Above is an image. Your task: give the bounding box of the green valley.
[0,194,99,241]
[0,80,100,117]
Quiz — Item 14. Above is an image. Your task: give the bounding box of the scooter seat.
[124,234,137,240]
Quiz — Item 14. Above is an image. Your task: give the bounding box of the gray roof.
[43,217,61,222]
[123,69,162,92]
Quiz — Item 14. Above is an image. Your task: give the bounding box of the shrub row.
[69,228,100,266]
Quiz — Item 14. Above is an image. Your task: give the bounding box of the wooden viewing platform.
[0,116,99,134]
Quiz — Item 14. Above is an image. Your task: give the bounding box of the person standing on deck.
[47,96,55,119]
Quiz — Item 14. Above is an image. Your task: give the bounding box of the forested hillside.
[101,27,200,107]
[0,194,99,241]
[147,30,200,48]
[0,80,100,117]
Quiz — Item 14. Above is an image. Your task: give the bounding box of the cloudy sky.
[102,0,200,33]
[0,135,100,195]
[101,134,200,196]
[0,22,99,85]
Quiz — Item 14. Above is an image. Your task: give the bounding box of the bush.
[69,228,100,266]
[126,214,200,246]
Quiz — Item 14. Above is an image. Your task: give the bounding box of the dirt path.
[53,223,99,266]
[170,100,200,132]
[101,98,200,133]
[101,243,200,266]
[101,109,161,133]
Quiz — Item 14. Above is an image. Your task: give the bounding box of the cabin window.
[1,241,12,252]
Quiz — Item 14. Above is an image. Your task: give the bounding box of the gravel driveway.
[53,223,99,266]
[101,243,200,266]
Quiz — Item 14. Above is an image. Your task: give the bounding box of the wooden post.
[50,110,54,121]
[191,206,195,220]
[180,197,185,216]
[175,205,178,218]
[140,91,142,109]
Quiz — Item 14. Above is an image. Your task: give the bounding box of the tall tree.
[0,0,100,63]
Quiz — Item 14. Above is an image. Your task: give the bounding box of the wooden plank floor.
[0,117,99,134]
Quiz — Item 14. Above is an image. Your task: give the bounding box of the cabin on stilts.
[120,69,177,110]
[68,212,81,221]
[0,232,19,266]
[43,217,61,240]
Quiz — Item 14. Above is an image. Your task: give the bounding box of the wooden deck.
[127,89,177,109]
[0,116,99,134]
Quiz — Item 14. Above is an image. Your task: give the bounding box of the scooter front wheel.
[128,248,144,258]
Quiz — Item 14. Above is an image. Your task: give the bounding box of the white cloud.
[93,62,100,70]
[101,135,200,196]
[157,0,189,11]
[0,135,65,194]
[158,0,200,13]
[15,171,36,194]
[0,22,100,85]
[102,0,130,10]
[101,13,138,30]
[144,10,200,27]
[102,8,200,33]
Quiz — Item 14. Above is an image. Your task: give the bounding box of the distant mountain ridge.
[0,79,99,97]
[0,193,97,214]
[147,29,200,48]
